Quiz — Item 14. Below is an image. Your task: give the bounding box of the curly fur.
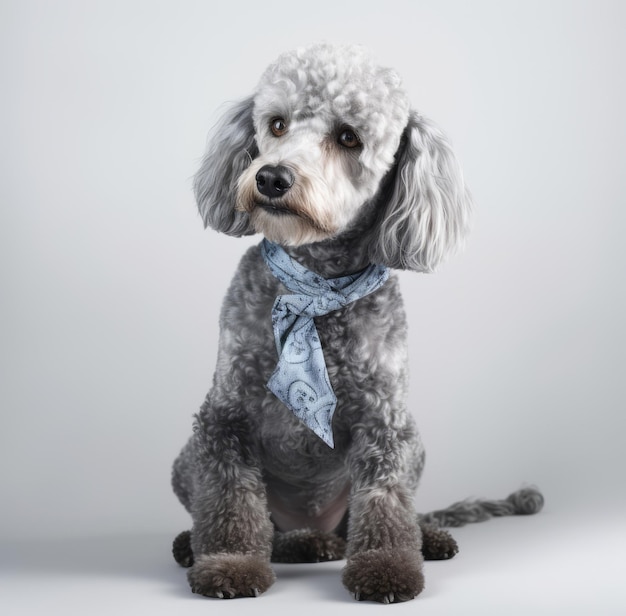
[172,43,539,604]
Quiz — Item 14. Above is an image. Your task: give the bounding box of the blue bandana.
[261,239,390,448]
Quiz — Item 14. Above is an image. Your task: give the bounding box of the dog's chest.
[217,247,410,462]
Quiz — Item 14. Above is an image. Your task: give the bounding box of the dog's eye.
[337,128,361,149]
[270,118,288,137]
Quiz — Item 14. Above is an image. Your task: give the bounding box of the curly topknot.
[253,43,410,157]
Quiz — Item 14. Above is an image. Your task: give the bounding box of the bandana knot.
[261,239,389,448]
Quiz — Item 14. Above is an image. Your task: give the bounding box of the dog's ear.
[368,111,472,272]
[193,96,258,236]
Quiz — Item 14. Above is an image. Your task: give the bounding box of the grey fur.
[172,43,542,603]
[418,487,545,528]
[367,112,472,272]
[194,96,257,236]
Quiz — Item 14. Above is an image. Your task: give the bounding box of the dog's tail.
[418,486,544,528]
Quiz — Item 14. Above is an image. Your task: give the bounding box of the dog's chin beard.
[246,204,334,247]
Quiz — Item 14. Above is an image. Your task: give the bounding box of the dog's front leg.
[342,431,425,604]
[186,414,275,599]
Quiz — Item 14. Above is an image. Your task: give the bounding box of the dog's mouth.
[256,201,298,217]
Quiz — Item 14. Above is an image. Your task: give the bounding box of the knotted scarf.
[261,239,389,448]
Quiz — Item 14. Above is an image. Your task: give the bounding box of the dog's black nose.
[256,165,294,199]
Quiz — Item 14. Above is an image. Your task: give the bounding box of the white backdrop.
[1,0,625,594]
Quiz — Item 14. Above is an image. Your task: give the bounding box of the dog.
[171,43,543,603]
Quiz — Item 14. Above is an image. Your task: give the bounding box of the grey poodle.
[171,43,543,603]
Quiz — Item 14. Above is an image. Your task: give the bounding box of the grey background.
[1,0,625,613]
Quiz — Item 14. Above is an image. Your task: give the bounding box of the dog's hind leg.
[172,530,194,567]
[171,439,195,513]
[419,523,459,560]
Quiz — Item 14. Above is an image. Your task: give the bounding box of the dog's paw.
[271,529,346,563]
[342,549,424,603]
[187,553,275,598]
[420,524,459,560]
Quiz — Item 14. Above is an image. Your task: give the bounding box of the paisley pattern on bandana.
[261,239,389,448]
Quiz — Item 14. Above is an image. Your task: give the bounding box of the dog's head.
[194,43,471,272]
